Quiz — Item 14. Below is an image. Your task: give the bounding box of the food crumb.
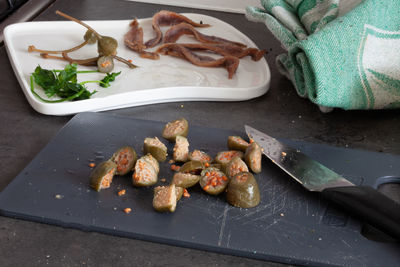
[118,189,126,196]
[169,159,175,164]
[54,194,64,199]
[89,162,96,168]
[280,213,284,217]
[170,164,180,171]
[160,178,166,182]
[183,189,190,198]
[180,104,184,108]
[281,152,287,157]
[124,208,132,214]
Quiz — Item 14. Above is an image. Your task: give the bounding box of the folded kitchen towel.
[246,0,400,111]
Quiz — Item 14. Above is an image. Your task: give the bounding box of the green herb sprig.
[30,63,120,103]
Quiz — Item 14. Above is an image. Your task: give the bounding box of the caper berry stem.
[55,10,102,40]
[40,53,98,66]
[28,40,89,54]
[112,55,138,69]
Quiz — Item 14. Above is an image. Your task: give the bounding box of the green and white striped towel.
[246,0,400,111]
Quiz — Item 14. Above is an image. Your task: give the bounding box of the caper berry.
[97,56,114,73]
[98,36,118,56]
[84,29,97,44]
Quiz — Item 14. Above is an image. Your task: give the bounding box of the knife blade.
[245,125,400,240]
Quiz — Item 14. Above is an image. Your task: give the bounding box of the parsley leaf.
[99,71,121,88]
[30,64,119,103]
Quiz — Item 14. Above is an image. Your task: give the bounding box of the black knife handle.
[321,186,400,241]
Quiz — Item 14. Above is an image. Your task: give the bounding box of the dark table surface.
[0,0,399,266]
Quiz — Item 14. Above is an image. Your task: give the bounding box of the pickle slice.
[226,172,260,208]
[244,142,262,173]
[227,136,249,152]
[179,160,204,175]
[153,184,177,212]
[89,160,117,192]
[132,156,158,186]
[225,156,249,179]
[162,118,189,141]
[173,135,189,162]
[110,146,137,175]
[143,137,168,162]
[214,150,244,172]
[188,149,213,164]
[199,167,229,195]
[172,172,200,188]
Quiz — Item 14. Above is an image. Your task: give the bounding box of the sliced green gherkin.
[214,150,244,172]
[143,137,168,162]
[226,172,260,208]
[89,160,117,192]
[110,146,137,175]
[173,135,189,162]
[162,118,189,141]
[142,153,159,173]
[227,136,249,152]
[225,156,249,179]
[175,186,184,201]
[199,167,229,195]
[244,142,262,173]
[132,156,158,187]
[179,160,204,175]
[153,184,177,212]
[188,149,213,163]
[172,172,200,188]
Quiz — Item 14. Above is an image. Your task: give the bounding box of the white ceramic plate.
[4,14,270,115]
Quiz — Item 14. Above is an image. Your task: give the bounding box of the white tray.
[4,14,270,115]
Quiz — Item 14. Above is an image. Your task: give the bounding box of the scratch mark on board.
[218,204,229,246]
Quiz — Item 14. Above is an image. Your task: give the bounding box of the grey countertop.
[0,0,399,266]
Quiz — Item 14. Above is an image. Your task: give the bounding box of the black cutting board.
[0,112,399,266]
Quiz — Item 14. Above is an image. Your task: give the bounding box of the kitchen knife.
[245,125,400,240]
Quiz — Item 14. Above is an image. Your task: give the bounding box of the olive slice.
[227,136,249,152]
[244,142,262,173]
[143,137,168,162]
[162,118,189,141]
[188,149,213,164]
[226,172,260,208]
[89,160,117,192]
[225,156,249,179]
[153,184,177,212]
[199,167,229,195]
[172,172,200,188]
[110,146,137,175]
[179,160,204,175]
